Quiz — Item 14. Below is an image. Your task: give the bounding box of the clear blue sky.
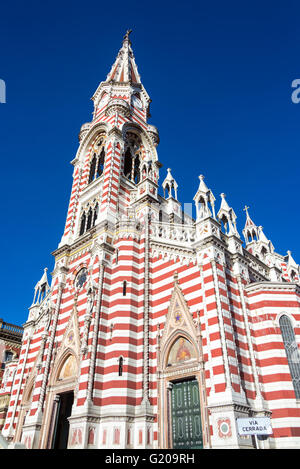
[1,0,300,325]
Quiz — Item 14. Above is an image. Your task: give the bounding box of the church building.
[1,31,300,449]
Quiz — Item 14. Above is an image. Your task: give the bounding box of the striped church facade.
[1,31,300,449]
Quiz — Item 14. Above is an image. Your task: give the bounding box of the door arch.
[42,351,79,449]
[157,332,209,449]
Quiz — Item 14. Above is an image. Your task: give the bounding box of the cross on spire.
[123,29,132,43]
[243,205,250,217]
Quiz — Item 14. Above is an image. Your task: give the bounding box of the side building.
[0,319,23,431]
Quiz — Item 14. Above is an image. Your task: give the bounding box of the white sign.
[236,417,272,436]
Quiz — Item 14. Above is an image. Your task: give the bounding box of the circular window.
[75,268,88,290]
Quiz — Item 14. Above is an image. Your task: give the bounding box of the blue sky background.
[1,0,300,325]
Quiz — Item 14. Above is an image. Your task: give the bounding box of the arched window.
[88,138,106,185]
[96,149,105,178]
[88,154,97,183]
[123,148,132,180]
[290,270,297,282]
[252,229,257,241]
[134,157,140,184]
[261,246,267,259]
[93,204,98,227]
[86,208,93,231]
[279,315,300,399]
[220,214,229,234]
[118,356,123,376]
[123,281,127,296]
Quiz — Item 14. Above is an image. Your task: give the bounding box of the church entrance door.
[171,379,203,449]
[52,391,74,449]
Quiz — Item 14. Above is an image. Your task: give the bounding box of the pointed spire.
[217,193,239,236]
[242,206,259,244]
[287,250,298,269]
[32,268,50,306]
[162,168,178,200]
[258,226,269,244]
[106,30,141,84]
[193,175,216,220]
[286,250,299,282]
[219,193,231,212]
[197,174,210,193]
[243,205,256,228]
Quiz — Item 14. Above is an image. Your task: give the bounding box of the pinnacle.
[105,30,141,84]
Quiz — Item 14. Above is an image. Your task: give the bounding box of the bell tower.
[6,29,300,451]
[59,30,161,249]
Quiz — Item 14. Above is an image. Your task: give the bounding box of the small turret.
[193,175,216,220]
[32,268,50,306]
[217,193,239,237]
[286,250,300,282]
[242,206,259,245]
[162,168,178,200]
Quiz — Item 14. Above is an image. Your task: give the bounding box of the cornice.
[245,281,300,294]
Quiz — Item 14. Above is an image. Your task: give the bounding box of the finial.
[220,193,226,198]
[173,271,178,283]
[243,205,250,216]
[123,29,132,43]
[199,174,204,181]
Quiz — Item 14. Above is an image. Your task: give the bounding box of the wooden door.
[171,379,203,449]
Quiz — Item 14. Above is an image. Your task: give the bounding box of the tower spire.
[105,30,141,84]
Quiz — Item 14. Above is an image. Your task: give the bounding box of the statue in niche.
[86,289,94,315]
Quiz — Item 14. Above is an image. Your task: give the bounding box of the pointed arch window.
[86,208,93,231]
[290,270,297,282]
[279,315,300,399]
[79,203,99,237]
[118,356,124,376]
[261,246,267,259]
[123,132,142,185]
[88,154,97,184]
[134,157,140,184]
[92,204,98,227]
[123,148,133,180]
[88,137,106,185]
[96,149,105,178]
[165,183,171,199]
[220,214,229,234]
[79,212,86,236]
